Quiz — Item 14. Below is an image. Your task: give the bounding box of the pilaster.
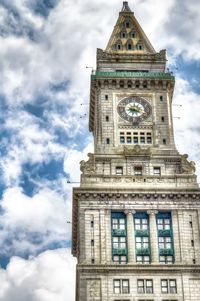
[125,210,136,263]
[147,210,158,263]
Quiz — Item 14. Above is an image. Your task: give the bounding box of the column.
[105,209,112,264]
[125,210,136,263]
[100,209,106,264]
[172,210,181,263]
[147,210,159,263]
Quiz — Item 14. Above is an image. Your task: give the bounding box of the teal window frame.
[112,212,128,264]
[134,212,151,263]
[156,212,174,264]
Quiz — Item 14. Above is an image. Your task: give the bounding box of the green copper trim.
[135,229,150,237]
[91,71,175,80]
[113,248,127,255]
[112,229,127,237]
[136,248,151,256]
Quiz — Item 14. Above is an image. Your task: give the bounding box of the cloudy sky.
[0,0,200,300]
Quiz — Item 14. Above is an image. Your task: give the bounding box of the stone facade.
[72,2,200,301]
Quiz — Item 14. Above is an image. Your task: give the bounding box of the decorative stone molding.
[147,210,158,215]
[80,153,96,175]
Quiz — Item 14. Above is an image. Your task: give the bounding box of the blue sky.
[0,0,200,300]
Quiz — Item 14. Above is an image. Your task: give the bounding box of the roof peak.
[121,1,132,12]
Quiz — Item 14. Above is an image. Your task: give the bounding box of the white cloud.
[0,186,71,255]
[173,77,200,181]
[64,142,94,182]
[0,248,76,301]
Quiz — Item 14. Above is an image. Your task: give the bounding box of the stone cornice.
[77,263,200,274]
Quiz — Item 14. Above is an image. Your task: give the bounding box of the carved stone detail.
[123,145,151,156]
[180,154,196,174]
[87,279,101,300]
[80,153,96,174]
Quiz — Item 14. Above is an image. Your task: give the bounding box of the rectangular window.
[161,279,168,293]
[135,218,148,230]
[137,280,145,294]
[116,166,123,175]
[134,166,142,176]
[147,137,152,144]
[127,136,132,144]
[154,167,161,176]
[136,255,150,264]
[161,279,177,294]
[160,256,173,264]
[161,116,165,122]
[134,136,139,144]
[158,237,172,249]
[140,137,145,144]
[106,116,109,121]
[136,237,149,249]
[160,95,163,101]
[106,138,110,144]
[112,213,127,264]
[105,95,108,100]
[137,279,153,294]
[113,237,126,249]
[157,212,174,264]
[120,136,125,144]
[113,279,130,294]
[114,280,121,294]
[113,255,127,264]
[112,218,125,230]
[169,280,177,294]
[157,219,170,230]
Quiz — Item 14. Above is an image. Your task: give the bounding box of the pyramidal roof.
[105,2,155,54]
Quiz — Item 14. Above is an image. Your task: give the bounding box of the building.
[72,2,200,300]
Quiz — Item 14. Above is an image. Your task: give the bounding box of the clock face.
[117,97,152,124]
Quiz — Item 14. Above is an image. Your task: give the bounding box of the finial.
[122,1,132,12]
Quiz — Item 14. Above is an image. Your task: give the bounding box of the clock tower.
[72,2,200,301]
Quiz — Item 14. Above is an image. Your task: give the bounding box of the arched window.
[125,21,130,28]
[130,30,136,38]
[124,18,132,28]
[121,31,127,38]
[127,40,133,50]
[116,40,122,50]
[137,44,143,50]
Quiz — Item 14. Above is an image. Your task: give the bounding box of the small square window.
[125,22,130,28]
[122,32,126,38]
[154,167,161,176]
[116,167,123,175]
[134,166,142,176]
